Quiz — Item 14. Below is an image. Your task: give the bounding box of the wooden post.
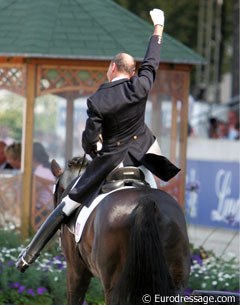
[170,96,178,163]
[21,62,36,240]
[151,94,159,135]
[65,97,74,165]
[179,72,190,207]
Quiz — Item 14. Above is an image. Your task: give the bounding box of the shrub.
[0,228,103,305]
[0,228,239,305]
[0,245,67,305]
[187,246,239,293]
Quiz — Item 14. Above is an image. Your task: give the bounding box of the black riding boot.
[16,202,69,273]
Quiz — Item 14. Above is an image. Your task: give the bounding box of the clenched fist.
[150,9,164,26]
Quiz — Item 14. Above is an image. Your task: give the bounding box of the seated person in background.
[33,142,55,210]
[208,117,219,139]
[4,142,21,169]
[33,142,55,182]
[0,140,13,169]
[227,110,239,140]
[217,120,229,139]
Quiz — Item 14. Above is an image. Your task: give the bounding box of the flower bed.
[0,228,104,305]
[0,247,66,305]
[187,246,239,294]
[0,228,239,305]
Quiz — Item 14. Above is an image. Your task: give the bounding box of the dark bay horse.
[51,157,190,305]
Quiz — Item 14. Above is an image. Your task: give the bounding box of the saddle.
[101,166,150,193]
[66,166,150,241]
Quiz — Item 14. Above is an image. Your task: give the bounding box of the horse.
[51,157,191,305]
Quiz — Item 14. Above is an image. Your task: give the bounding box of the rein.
[78,153,86,177]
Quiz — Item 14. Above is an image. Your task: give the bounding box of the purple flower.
[27,288,35,296]
[37,287,47,295]
[56,261,64,269]
[191,254,203,265]
[184,288,193,296]
[9,282,21,289]
[7,260,14,266]
[18,285,25,294]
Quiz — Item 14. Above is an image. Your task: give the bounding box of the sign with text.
[185,160,240,231]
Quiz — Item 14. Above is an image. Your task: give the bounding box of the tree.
[114,0,199,51]
[113,0,234,101]
[0,90,23,141]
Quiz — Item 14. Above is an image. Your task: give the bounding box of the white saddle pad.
[74,186,134,243]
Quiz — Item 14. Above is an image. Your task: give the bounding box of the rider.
[16,8,180,272]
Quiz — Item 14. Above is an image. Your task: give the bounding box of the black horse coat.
[69,35,179,205]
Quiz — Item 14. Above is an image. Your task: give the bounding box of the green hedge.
[0,228,239,305]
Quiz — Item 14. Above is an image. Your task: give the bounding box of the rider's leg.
[16,153,123,273]
[16,196,80,272]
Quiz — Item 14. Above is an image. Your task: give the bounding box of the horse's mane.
[58,157,90,193]
[67,156,90,171]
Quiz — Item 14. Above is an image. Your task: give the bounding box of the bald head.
[112,53,136,75]
[107,53,136,81]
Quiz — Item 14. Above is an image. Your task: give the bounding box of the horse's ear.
[51,159,63,178]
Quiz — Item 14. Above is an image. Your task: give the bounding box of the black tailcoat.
[69,35,180,205]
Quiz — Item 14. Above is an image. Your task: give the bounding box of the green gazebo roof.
[0,0,204,64]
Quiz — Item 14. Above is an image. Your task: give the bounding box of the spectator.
[32,142,55,213]
[227,110,239,140]
[4,142,21,169]
[217,120,229,139]
[208,117,219,139]
[33,142,55,182]
[0,140,13,169]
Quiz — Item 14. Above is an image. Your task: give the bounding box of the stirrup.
[16,247,40,273]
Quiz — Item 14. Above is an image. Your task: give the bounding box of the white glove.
[96,140,102,151]
[150,9,164,26]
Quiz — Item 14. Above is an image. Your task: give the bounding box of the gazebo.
[0,0,203,238]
